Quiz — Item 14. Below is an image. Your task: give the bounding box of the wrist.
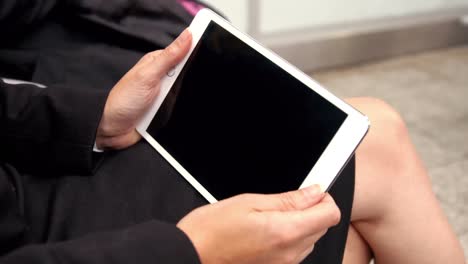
[177,224,214,264]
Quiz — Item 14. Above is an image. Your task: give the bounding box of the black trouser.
[21,141,354,263]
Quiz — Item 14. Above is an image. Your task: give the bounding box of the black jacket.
[0,0,203,263]
[0,80,200,264]
[0,1,354,263]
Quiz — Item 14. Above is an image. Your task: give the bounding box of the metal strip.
[259,7,468,72]
[247,0,261,37]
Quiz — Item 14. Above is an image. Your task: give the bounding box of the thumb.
[152,29,192,78]
[137,29,192,81]
[253,185,325,212]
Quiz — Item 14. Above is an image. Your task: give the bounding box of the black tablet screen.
[147,21,347,200]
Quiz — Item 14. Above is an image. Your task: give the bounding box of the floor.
[310,46,468,260]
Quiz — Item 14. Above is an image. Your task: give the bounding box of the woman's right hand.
[177,185,341,264]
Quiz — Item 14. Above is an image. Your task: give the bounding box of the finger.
[251,185,325,212]
[96,130,142,150]
[277,194,341,239]
[145,29,192,79]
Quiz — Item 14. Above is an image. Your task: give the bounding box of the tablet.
[137,8,369,203]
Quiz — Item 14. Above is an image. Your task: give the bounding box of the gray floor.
[310,46,468,260]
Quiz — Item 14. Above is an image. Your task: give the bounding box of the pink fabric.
[178,0,204,16]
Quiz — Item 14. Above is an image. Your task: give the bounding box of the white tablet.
[137,8,369,203]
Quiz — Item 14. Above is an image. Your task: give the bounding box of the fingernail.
[305,184,322,197]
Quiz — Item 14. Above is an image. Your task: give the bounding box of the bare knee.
[347,97,464,264]
[347,97,423,220]
[347,97,408,143]
[348,97,416,171]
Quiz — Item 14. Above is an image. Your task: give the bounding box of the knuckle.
[133,67,146,79]
[280,192,299,211]
[140,51,160,63]
[329,206,341,226]
[323,195,341,226]
[163,44,179,58]
[235,193,254,201]
[140,53,153,62]
[229,193,258,206]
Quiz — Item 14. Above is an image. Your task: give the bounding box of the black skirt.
[19,142,354,263]
[304,156,355,263]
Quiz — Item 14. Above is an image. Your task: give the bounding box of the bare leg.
[343,224,372,264]
[343,97,464,264]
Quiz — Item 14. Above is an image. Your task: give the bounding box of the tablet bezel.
[137,8,369,203]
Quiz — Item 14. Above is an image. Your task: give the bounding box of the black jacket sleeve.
[0,82,202,263]
[0,165,201,263]
[0,80,108,174]
[0,212,201,264]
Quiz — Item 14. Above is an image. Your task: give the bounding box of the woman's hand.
[96,29,192,150]
[177,185,341,264]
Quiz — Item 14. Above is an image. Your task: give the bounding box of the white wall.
[203,0,468,34]
[259,0,468,34]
